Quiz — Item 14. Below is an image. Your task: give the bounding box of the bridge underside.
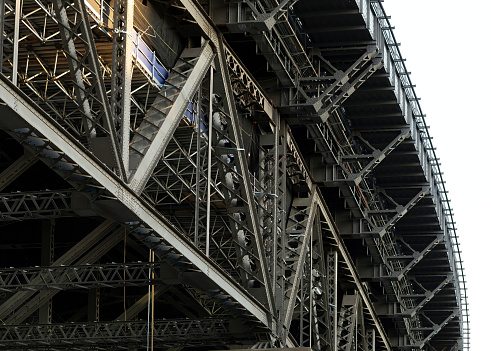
[0,0,468,350]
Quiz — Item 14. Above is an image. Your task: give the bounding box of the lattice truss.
[0,0,467,350]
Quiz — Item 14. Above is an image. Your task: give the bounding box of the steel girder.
[0,262,162,291]
[129,42,215,193]
[225,0,300,34]
[111,0,134,174]
[0,150,37,191]
[0,60,392,350]
[0,318,247,349]
[4,227,125,325]
[0,189,74,220]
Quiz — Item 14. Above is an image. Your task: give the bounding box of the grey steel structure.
[0,0,468,350]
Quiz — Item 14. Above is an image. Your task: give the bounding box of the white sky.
[382,1,491,349]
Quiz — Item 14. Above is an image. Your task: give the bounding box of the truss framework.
[0,0,468,350]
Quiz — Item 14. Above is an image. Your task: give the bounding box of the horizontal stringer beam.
[0,189,75,221]
[0,262,162,292]
[0,319,240,349]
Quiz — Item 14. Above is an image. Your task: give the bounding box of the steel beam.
[0,319,241,349]
[12,0,20,85]
[0,150,37,191]
[111,0,134,174]
[130,43,214,194]
[339,128,411,186]
[0,190,74,221]
[400,274,454,318]
[410,312,459,349]
[283,194,318,332]
[115,285,170,321]
[0,0,4,75]
[285,46,382,122]
[337,294,360,351]
[326,251,338,350]
[38,219,55,324]
[388,235,445,281]
[180,0,274,119]
[0,262,164,292]
[216,35,275,319]
[316,191,391,350]
[362,187,430,238]
[226,0,300,33]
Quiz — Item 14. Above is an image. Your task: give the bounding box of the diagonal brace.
[412,311,459,349]
[399,274,454,317]
[364,186,430,238]
[388,235,445,280]
[0,74,274,332]
[232,0,300,32]
[130,42,214,194]
[340,128,411,186]
[216,35,276,320]
[283,193,318,332]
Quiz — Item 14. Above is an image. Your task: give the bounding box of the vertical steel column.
[272,111,279,302]
[275,116,288,342]
[194,85,201,247]
[309,213,331,350]
[205,67,213,257]
[257,128,277,299]
[0,0,5,74]
[194,71,211,250]
[12,0,21,85]
[88,288,100,322]
[39,219,55,324]
[111,0,134,175]
[327,250,338,350]
[367,329,376,351]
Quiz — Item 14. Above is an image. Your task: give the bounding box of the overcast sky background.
[382,1,490,349]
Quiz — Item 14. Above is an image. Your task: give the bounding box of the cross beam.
[0,319,242,349]
[0,262,163,292]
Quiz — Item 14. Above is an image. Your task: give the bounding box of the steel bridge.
[0,0,469,350]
